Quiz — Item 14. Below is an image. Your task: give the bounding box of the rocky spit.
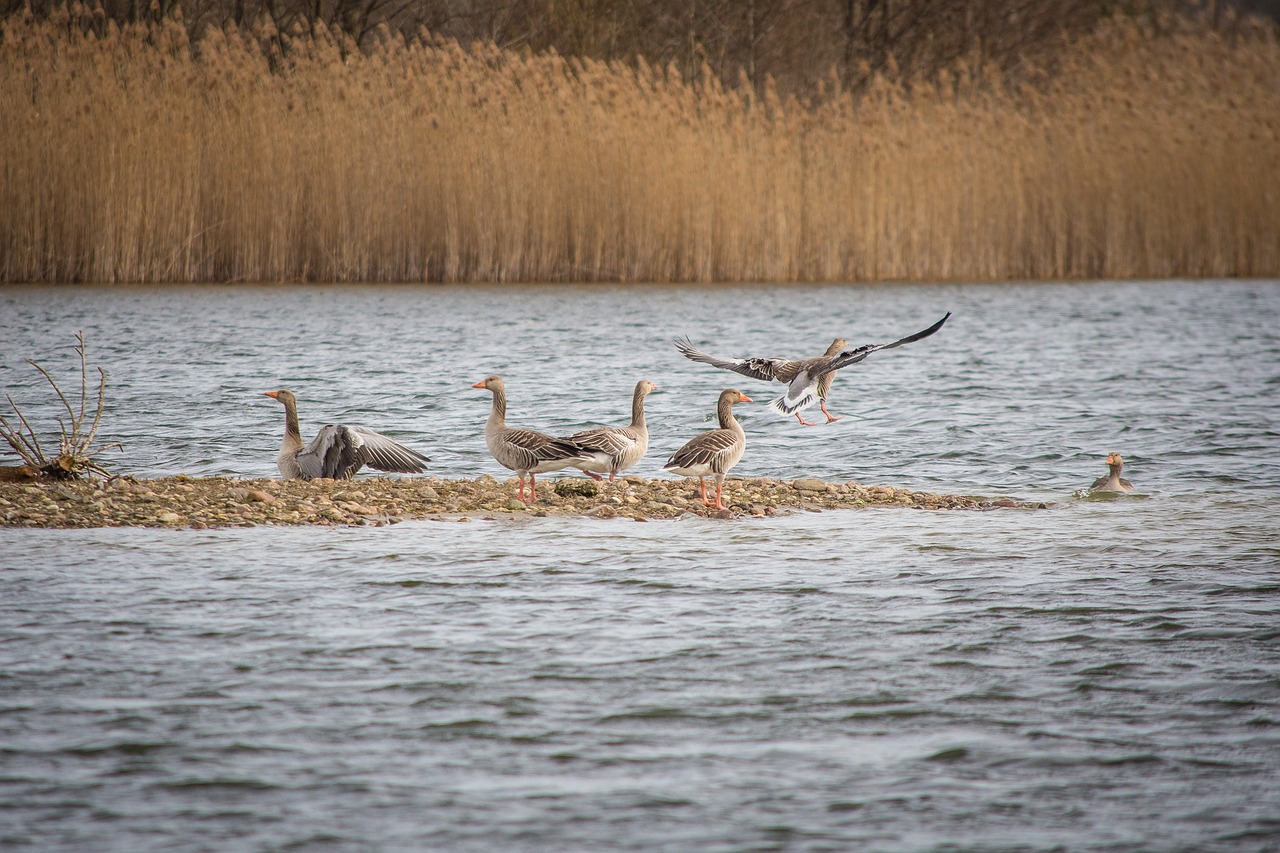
[0,475,1047,528]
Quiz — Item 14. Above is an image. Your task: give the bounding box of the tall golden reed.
[1,9,1277,283]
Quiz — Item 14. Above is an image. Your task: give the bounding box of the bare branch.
[81,367,109,451]
[0,411,42,467]
[26,358,78,439]
[4,393,47,461]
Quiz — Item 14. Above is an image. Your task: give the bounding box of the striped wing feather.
[349,426,430,474]
[665,428,740,472]
[502,427,586,471]
[674,337,797,383]
[570,426,639,457]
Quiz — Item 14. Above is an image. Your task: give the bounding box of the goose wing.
[674,337,796,383]
[349,426,430,474]
[502,427,588,471]
[296,425,365,479]
[570,426,640,458]
[664,428,740,472]
[825,312,951,373]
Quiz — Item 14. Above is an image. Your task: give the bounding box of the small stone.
[592,505,617,519]
[792,478,829,493]
[155,511,181,524]
[554,478,599,497]
[247,489,275,503]
[506,499,526,511]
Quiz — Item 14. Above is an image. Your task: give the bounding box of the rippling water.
[2,281,1280,851]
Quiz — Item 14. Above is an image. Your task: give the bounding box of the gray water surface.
[2,280,1279,851]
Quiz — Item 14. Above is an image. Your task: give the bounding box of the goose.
[674,312,950,425]
[472,375,591,503]
[1090,452,1135,493]
[569,379,658,483]
[663,388,751,510]
[264,389,429,480]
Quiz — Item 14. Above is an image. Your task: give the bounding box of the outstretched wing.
[674,336,795,383]
[297,424,365,479]
[349,426,431,474]
[826,312,951,373]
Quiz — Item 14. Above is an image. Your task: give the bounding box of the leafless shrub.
[0,332,121,479]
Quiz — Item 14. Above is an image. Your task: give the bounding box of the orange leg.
[529,473,539,502]
[583,470,604,482]
[697,477,712,506]
[795,412,818,427]
[712,479,726,510]
[820,402,842,423]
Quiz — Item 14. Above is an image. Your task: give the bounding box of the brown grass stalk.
[1,11,1277,283]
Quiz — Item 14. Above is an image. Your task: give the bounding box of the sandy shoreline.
[0,475,1046,528]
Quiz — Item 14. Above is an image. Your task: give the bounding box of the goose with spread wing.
[569,379,658,483]
[264,389,429,480]
[1090,452,1136,493]
[663,388,751,510]
[674,312,950,425]
[472,375,591,503]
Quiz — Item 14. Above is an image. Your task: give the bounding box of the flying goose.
[264,389,429,480]
[1089,452,1136,493]
[569,379,658,482]
[663,388,751,510]
[472,375,591,503]
[674,312,950,425]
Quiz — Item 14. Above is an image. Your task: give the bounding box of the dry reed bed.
[1,12,1277,283]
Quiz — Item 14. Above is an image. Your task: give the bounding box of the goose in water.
[264,389,429,480]
[1090,452,1135,493]
[663,388,751,510]
[472,375,591,503]
[569,379,658,483]
[674,312,950,425]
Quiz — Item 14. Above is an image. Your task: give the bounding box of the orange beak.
[739,393,753,402]
[264,391,279,399]
[471,380,487,389]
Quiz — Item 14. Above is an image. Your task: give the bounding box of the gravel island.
[0,475,1047,528]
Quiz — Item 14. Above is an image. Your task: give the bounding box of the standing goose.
[264,389,429,480]
[1090,452,1136,493]
[472,375,590,503]
[663,388,752,510]
[675,312,950,425]
[569,379,658,483]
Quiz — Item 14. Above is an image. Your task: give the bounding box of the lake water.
[2,280,1279,851]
